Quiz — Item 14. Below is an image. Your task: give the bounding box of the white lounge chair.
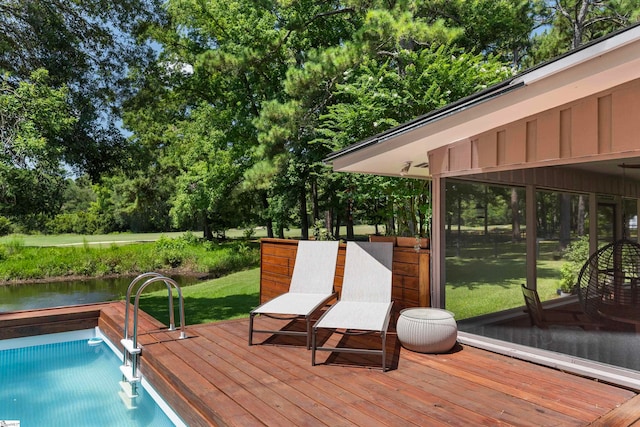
[311,241,394,371]
[249,240,340,349]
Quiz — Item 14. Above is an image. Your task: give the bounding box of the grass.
[446,259,563,319]
[0,226,570,324]
[0,237,260,281]
[136,255,564,325]
[0,232,189,247]
[137,267,260,325]
[0,224,382,247]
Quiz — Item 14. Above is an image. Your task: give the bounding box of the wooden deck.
[2,303,640,426]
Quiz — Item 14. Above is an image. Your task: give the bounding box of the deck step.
[118,390,138,410]
[119,380,139,399]
[121,338,141,354]
[119,364,141,383]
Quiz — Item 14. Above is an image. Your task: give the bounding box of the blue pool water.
[0,331,183,426]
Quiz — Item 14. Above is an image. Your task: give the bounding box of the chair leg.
[248,313,255,346]
[381,330,387,372]
[306,316,311,350]
[311,328,317,366]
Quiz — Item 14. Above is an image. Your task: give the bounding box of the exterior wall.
[427,80,640,310]
[429,78,640,182]
[259,238,430,311]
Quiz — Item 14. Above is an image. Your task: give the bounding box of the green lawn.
[137,257,564,325]
[0,227,568,323]
[137,267,260,325]
[446,259,564,319]
[0,224,381,247]
[0,232,188,247]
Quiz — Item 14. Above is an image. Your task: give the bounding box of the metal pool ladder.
[119,272,187,407]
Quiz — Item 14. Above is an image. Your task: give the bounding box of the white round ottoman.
[397,308,457,353]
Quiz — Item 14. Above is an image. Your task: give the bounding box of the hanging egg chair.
[577,239,640,322]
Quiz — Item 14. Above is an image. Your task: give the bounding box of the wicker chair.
[577,239,640,326]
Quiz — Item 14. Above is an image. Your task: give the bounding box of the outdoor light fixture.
[400,161,412,176]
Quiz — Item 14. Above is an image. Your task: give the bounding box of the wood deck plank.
[161,333,342,427]
[403,347,628,420]
[211,326,409,427]
[1,303,638,427]
[391,355,584,426]
[206,315,638,426]
[445,345,634,401]
[205,325,403,426]
[213,321,462,426]
[142,341,261,427]
[212,319,613,426]
[588,394,640,426]
[148,326,338,427]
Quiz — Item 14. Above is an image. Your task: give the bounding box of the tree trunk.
[262,192,273,238]
[387,199,395,235]
[539,196,547,238]
[299,184,309,240]
[346,197,354,240]
[407,198,416,236]
[511,188,521,242]
[324,209,332,235]
[334,210,341,240]
[202,214,213,241]
[577,195,585,236]
[483,187,489,237]
[312,180,319,222]
[457,195,461,237]
[559,193,571,248]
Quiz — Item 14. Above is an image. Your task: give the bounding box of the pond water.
[0,275,202,312]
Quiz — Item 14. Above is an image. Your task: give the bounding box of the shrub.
[558,236,590,293]
[154,235,189,268]
[0,216,13,236]
[46,212,101,234]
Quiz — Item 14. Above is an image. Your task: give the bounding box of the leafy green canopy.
[0,0,165,230]
[121,0,529,238]
[0,0,163,179]
[118,0,636,239]
[0,69,75,221]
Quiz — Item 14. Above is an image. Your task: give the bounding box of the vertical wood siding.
[259,238,431,311]
[429,78,640,179]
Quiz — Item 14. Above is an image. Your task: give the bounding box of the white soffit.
[331,25,640,179]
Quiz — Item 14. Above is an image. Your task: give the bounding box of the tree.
[123,0,530,239]
[124,0,361,238]
[0,69,76,226]
[0,0,163,179]
[528,1,640,245]
[168,111,245,239]
[315,44,511,236]
[0,0,165,230]
[419,0,537,68]
[529,0,640,65]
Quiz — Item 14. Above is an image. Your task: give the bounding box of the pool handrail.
[121,274,187,385]
[131,276,187,349]
[124,272,175,340]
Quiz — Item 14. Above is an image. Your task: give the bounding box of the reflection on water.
[0,275,201,312]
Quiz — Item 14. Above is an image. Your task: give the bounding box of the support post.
[431,175,446,308]
[526,185,537,289]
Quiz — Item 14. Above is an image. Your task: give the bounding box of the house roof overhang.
[325,23,640,179]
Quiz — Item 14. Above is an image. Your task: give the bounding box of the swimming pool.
[0,329,186,426]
